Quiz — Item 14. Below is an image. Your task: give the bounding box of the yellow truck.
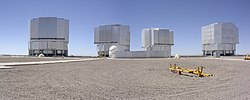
[169,64,213,77]
[244,55,250,60]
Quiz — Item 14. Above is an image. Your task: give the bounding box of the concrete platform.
[0,58,100,67]
[0,66,12,69]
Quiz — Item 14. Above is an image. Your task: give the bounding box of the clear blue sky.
[0,0,249,56]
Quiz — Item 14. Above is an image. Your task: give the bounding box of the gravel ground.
[0,58,250,100]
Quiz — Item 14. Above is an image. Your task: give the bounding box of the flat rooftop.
[0,57,249,99]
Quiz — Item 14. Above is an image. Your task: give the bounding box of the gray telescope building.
[201,22,239,56]
[29,17,69,56]
[94,24,130,57]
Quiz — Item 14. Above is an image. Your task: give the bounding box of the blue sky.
[0,0,249,56]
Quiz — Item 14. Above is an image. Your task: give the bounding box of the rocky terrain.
[0,58,249,99]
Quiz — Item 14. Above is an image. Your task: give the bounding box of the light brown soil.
[0,58,249,99]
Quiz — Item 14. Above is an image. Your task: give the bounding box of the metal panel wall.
[158,29,165,44]
[221,23,239,44]
[119,26,125,45]
[38,17,57,38]
[113,51,171,58]
[202,22,239,45]
[145,29,151,47]
[153,30,159,45]
[94,24,130,55]
[141,29,146,47]
[214,24,222,43]
[94,27,99,43]
[30,19,39,38]
[106,25,112,42]
[142,28,174,52]
[29,17,69,56]
[112,26,119,43]
[201,22,239,56]
[30,42,39,49]
[169,30,174,44]
[57,19,69,42]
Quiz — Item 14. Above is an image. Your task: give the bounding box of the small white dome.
[109,45,118,54]
[38,53,45,57]
[174,54,180,59]
[109,45,118,58]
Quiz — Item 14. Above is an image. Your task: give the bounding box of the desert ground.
[0,57,250,100]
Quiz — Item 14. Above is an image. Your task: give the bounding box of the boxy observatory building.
[142,28,174,56]
[94,24,130,57]
[108,28,174,58]
[28,17,69,56]
[201,22,239,56]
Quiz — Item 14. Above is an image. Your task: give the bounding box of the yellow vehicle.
[169,64,213,77]
[244,55,250,60]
